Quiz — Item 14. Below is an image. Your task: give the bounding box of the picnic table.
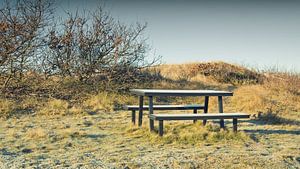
[129,89,233,130]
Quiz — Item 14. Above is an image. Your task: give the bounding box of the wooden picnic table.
[129,89,233,130]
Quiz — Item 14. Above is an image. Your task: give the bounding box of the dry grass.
[0,99,16,117]
[0,61,299,168]
[84,91,137,112]
[68,106,85,115]
[231,85,270,113]
[25,128,47,140]
[230,72,300,124]
[84,92,117,112]
[39,99,69,116]
[0,111,299,168]
[126,121,251,145]
[153,61,263,85]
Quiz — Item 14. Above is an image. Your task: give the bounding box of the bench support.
[157,118,241,136]
[233,118,237,132]
[159,120,163,136]
[203,96,209,126]
[149,113,250,136]
[132,110,136,124]
[138,96,143,127]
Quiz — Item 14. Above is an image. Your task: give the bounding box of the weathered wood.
[149,96,154,131]
[126,104,205,125]
[218,96,225,129]
[233,118,238,132]
[151,113,249,136]
[149,113,250,121]
[132,110,136,124]
[159,120,164,136]
[130,89,233,97]
[138,96,143,127]
[124,104,205,111]
[203,96,209,126]
[193,108,197,123]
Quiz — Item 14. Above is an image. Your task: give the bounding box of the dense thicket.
[0,0,159,90]
[0,0,53,88]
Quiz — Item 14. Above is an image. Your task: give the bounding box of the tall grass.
[0,61,298,123]
[230,71,300,122]
[84,91,137,112]
[0,99,16,117]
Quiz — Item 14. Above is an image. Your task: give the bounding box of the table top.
[129,89,233,96]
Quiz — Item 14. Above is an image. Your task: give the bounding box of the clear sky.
[41,0,300,72]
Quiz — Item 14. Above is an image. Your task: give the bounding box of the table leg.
[138,96,144,127]
[132,110,136,124]
[159,120,164,136]
[203,96,209,126]
[233,118,237,132]
[149,96,154,131]
[218,96,225,128]
[193,109,197,123]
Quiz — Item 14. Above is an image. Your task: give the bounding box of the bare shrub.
[153,62,263,86]
[196,62,263,85]
[264,72,300,96]
[0,0,53,89]
[43,8,159,89]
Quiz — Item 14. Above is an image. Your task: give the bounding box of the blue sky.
[18,0,300,71]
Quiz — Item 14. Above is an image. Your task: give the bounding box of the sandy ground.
[0,111,299,168]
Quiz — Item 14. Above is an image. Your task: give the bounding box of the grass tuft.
[84,92,115,112]
[26,128,47,140]
[84,92,136,112]
[39,99,69,116]
[0,99,17,117]
[126,122,251,145]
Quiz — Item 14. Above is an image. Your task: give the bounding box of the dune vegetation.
[0,61,299,168]
[0,0,299,168]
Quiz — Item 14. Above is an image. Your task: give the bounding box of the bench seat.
[149,113,250,136]
[149,113,249,120]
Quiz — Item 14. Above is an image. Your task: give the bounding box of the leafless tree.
[0,1,159,91]
[0,0,53,89]
[45,7,160,86]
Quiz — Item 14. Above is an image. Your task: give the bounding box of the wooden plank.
[124,104,205,110]
[203,96,209,126]
[149,96,154,131]
[149,113,250,121]
[130,89,233,97]
[138,96,143,127]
